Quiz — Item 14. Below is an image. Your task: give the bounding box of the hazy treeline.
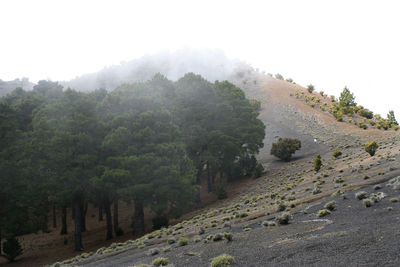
[0,78,34,98]
[0,73,265,251]
[63,49,245,92]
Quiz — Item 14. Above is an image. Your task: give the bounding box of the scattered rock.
[147,248,160,256]
[355,191,367,200]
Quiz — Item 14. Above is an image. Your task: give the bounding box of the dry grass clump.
[324,201,336,211]
[317,209,331,217]
[210,254,234,267]
[152,257,169,266]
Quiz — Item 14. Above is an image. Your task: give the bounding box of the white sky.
[1,0,399,117]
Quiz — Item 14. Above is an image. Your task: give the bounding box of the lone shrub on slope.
[365,141,379,156]
[314,154,322,172]
[270,138,301,161]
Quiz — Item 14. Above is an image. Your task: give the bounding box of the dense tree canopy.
[0,74,265,252]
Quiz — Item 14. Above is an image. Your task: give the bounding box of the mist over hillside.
[0,78,34,97]
[62,48,250,92]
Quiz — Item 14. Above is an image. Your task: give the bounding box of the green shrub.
[275,73,284,80]
[270,137,301,161]
[178,237,188,246]
[210,254,234,267]
[307,84,315,93]
[276,212,292,225]
[390,197,399,203]
[324,201,336,211]
[162,245,171,252]
[152,257,169,266]
[358,108,374,119]
[254,163,264,178]
[339,87,356,107]
[335,111,343,122]
[314,154,322,172]
[369,119,376,126]
[358,122,368,129]
[313,187,322,195]
[223,232,233,241]
[2,237,23,262]
[365,141,379,156]
[238,212,248,218]
[317,209,331,217]
[167,238,175,245]
[277,202,287,212]
[387,110,398,127]
[332,151,342,158]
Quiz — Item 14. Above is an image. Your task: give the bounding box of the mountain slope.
[2,58,399,267]
[45,72,400,267]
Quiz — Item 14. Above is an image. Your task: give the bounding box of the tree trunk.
[73,199,83,251]
[104,201,113,240]
[113,200,119,234]
[207,161,212,193]
[98,206,103,221]
[60,206,67,235]
[195,167,203,203]
[52,204,57,228]
[81,201,87,232]
[42,207,49,232]
[72,204,75,220]
[134,200,145,235]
